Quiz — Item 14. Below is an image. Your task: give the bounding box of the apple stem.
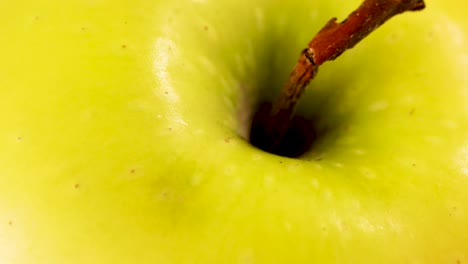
[264,0,425,151]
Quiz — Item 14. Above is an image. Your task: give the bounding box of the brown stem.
[266,0,425,150]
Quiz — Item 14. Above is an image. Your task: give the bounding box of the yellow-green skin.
[0,0,467,263]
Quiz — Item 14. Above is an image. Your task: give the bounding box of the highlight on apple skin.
[0,0,467,263]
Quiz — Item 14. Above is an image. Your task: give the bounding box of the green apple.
[0,0,467,263]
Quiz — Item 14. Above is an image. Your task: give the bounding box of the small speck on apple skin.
[449,206,458,217]
[159,190,169,199]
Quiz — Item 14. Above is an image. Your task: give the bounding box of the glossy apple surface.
[0,0,467,263]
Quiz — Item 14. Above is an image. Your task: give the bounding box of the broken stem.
[266,0,425,150]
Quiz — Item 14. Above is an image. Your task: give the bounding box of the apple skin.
[0,0,467,263]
